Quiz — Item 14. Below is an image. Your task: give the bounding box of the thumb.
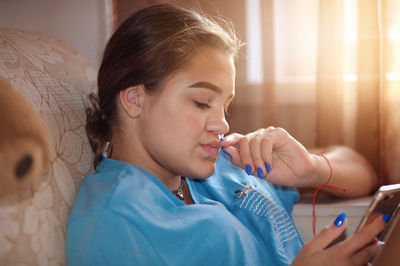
[307,213,348,252]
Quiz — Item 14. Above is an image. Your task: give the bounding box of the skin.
[221,130,378,197]
[292,215,386,266]
[112,47,235,191]
[111,46,384,265]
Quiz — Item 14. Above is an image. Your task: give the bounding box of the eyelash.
[194,101,210,109]
[194,101,230,117]
[224,109,230,117]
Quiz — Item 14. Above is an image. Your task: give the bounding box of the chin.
[188,160,216,179]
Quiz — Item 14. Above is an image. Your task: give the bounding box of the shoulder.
[66,208,165,266]
[68,157,167,224]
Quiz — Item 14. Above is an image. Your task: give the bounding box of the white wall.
[0,0,113,70]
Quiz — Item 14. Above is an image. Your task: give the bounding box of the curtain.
[113,0,400,185]
[378,0,400,184]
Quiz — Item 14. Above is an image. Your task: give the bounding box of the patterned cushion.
[0,28,96,266]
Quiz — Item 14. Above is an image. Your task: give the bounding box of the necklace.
[171,177,184,201]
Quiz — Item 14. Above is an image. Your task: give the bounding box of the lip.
[201,141,220,158]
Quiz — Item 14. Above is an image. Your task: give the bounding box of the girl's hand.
[220,126,321,187]
[291,213,386,266]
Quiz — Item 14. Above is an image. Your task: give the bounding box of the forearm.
[308,146,378,198]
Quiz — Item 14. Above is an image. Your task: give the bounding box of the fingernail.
[257,168,263,179]
[333,212,347,227]
[383,214,391,223]
[220,147,231,158]
[220,138,225,141]
[265,163,271,173]
[245,164,252,175]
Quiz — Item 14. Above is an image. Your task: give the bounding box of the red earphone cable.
[312,154,346,237]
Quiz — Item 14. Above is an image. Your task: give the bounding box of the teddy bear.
[0,77,50,195]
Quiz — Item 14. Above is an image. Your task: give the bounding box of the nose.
[205,109,229,135]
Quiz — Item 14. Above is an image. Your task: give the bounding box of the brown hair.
[86,4,242,167]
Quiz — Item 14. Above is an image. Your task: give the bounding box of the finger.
[239,138,255,175]
[259,127,289,158]
[264,126,276,134]
[363,212,381,227]
[220,133,244,147]
[221,146,242,167]
[220,134,247,169]
[351,241,380,266]
[307,215,348,252]
[249,137,268,179]
[220,134,256,171]
[264,127,287,148]
[260,138,273,174]
[345,214,386,254]
[219,135,242,167]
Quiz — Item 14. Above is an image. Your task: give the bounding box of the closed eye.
[194,101,210,109]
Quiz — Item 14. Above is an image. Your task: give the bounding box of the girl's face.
[139,47,235,180]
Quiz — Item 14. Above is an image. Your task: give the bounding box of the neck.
[111,130,181,191]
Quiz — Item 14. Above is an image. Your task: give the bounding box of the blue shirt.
[67,153,303,266]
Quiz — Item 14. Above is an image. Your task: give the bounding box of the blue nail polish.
[245,164,252,175]
[265,163,271,173]
[257,168,263,179]
[383,214,391,223]
[220,138,225,141]
[220,147,231,158]
[333,212,347,227]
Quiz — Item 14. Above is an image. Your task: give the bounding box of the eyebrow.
[188,81,235,99]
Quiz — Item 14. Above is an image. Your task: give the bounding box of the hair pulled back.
[86,4,242,167]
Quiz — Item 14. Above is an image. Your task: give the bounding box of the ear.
[119,85,144,118]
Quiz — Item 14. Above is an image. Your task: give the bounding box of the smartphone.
[354,183,400,241]
[371,205,400,265]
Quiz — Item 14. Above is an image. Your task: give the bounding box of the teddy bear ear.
[0,78,50,196]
